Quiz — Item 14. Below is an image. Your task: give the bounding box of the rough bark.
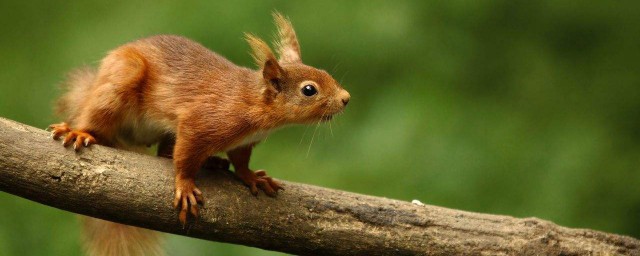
[0,117,638,256]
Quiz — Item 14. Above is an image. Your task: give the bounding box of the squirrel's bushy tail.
[55,66,96,124]
[82,217,163,256]
[56,68,164,256]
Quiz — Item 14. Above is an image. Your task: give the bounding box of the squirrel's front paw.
[173,177,203,227]
[236,169,283,197]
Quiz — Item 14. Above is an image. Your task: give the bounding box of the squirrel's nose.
[340,91,351,106]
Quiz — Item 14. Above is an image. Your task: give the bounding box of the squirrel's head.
[246,12,350,124]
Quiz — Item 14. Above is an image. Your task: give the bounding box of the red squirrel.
[50,12,349,230]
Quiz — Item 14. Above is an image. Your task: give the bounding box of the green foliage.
[1,1,638,255]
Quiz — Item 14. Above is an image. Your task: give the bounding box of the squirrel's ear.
[273,12,301,63]
[245,33,284,90]
[263,58,284,91]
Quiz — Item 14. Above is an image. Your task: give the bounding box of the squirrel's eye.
[301,84,317,97]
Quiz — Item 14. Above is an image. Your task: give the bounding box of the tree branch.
[0,117,638,255]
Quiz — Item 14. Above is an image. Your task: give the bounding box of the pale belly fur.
[117,114,278,154]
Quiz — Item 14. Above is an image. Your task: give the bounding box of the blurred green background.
[1,0,639,255]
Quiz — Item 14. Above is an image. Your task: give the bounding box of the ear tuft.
[272,11,301,63]
[245,33,277,67]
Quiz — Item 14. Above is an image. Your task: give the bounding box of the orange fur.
[83,217,163,256]
[51,12,350,255]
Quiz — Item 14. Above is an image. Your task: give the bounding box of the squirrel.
[48,12,350,255]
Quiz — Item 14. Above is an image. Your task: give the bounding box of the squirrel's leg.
[51,47,148,150]
[171,133,211,226]
[158,135,230,170]
[50,100,113,151]
[227,144,283,197]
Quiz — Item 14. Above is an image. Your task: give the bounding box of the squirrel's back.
[57,35,255,147]
[129,35,239,76]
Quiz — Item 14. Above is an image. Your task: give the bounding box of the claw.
[174,178,203,227]
[54,128,96,151]
[194,194,203,203]
[250,183,258,196]
[256,179,276,196]
[49,122,72,140]
[62,133,75,147]
[237,169,283,197]
[179,195,188,228]
[188,193,198,216]
[173,190,182,209]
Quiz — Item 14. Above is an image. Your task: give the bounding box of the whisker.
[306,109,327,157]
[331,60,343,74]
[306,120,320,158]
[339,70,350,85]
[299,123,312,146]
[328,119,334,137]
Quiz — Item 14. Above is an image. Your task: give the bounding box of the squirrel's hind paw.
[61,130,97,151]
[48,123,97,151]
[48,122,71,140]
